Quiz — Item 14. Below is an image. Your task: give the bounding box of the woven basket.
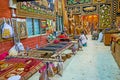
[66,54,71,59]
[62,55,67,62]
[53,67,58,74]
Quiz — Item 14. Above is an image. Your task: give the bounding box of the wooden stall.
[111,34,120,68]
[103,30,120,46]
[26,41,73,58]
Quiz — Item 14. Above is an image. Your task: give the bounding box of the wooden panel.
[103,33,111,46]
[115,43,120,68]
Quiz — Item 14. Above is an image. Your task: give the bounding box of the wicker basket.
[62,55,67,62]
[48,67,58,77]
[66,54,71,59]
[53,67,58,74]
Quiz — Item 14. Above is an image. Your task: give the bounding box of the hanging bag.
[57,56,63,76]
[2,22,14,39]
[47,62,55,77]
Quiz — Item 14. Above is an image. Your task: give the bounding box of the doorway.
[81,14,99,34]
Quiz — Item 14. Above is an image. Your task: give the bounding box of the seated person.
[58,32,70,41]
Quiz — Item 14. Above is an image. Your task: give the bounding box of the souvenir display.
[83,6,97,13]
[17,20,28,39]
[27,42,73,58]
[67,0,91,5]
[99,4,111,29]
[41,20,47,28]
[11,18,28,40]
[67,6,81,14]
[16,0,55,19]
[0,18,14,42]
[2,23,13,39]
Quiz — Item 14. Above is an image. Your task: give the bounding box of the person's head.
[81,31,84,34]
[61,32,64,35]
[99,29,102,32]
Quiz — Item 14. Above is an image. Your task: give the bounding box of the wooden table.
[27,42,73,58]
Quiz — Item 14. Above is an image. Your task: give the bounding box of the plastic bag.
[57,61,63,76]
[9,45,18,56]
[39,70,49,80]
[16,42,25,52]
[57,56,63,76]
[47,62,55,77]
[2,22,14,38]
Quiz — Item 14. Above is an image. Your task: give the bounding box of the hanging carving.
[16,1,56,19]
[83,6,96,12]
[93,0,106,3]
[99,4,111,29]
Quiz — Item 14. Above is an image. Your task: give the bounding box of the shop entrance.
[81,14,99,35]
[68,14,99,36]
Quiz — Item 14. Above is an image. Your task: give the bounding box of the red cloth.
[53,39,60,44]
[58,34,68,39]
[58,35,66,38]
[0,52,8,60]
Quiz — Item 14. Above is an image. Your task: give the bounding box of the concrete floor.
[29,35,120,80]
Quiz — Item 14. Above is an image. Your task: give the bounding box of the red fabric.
[53,39,60,44]
[0,52,8,60]
[58,34,68,39]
